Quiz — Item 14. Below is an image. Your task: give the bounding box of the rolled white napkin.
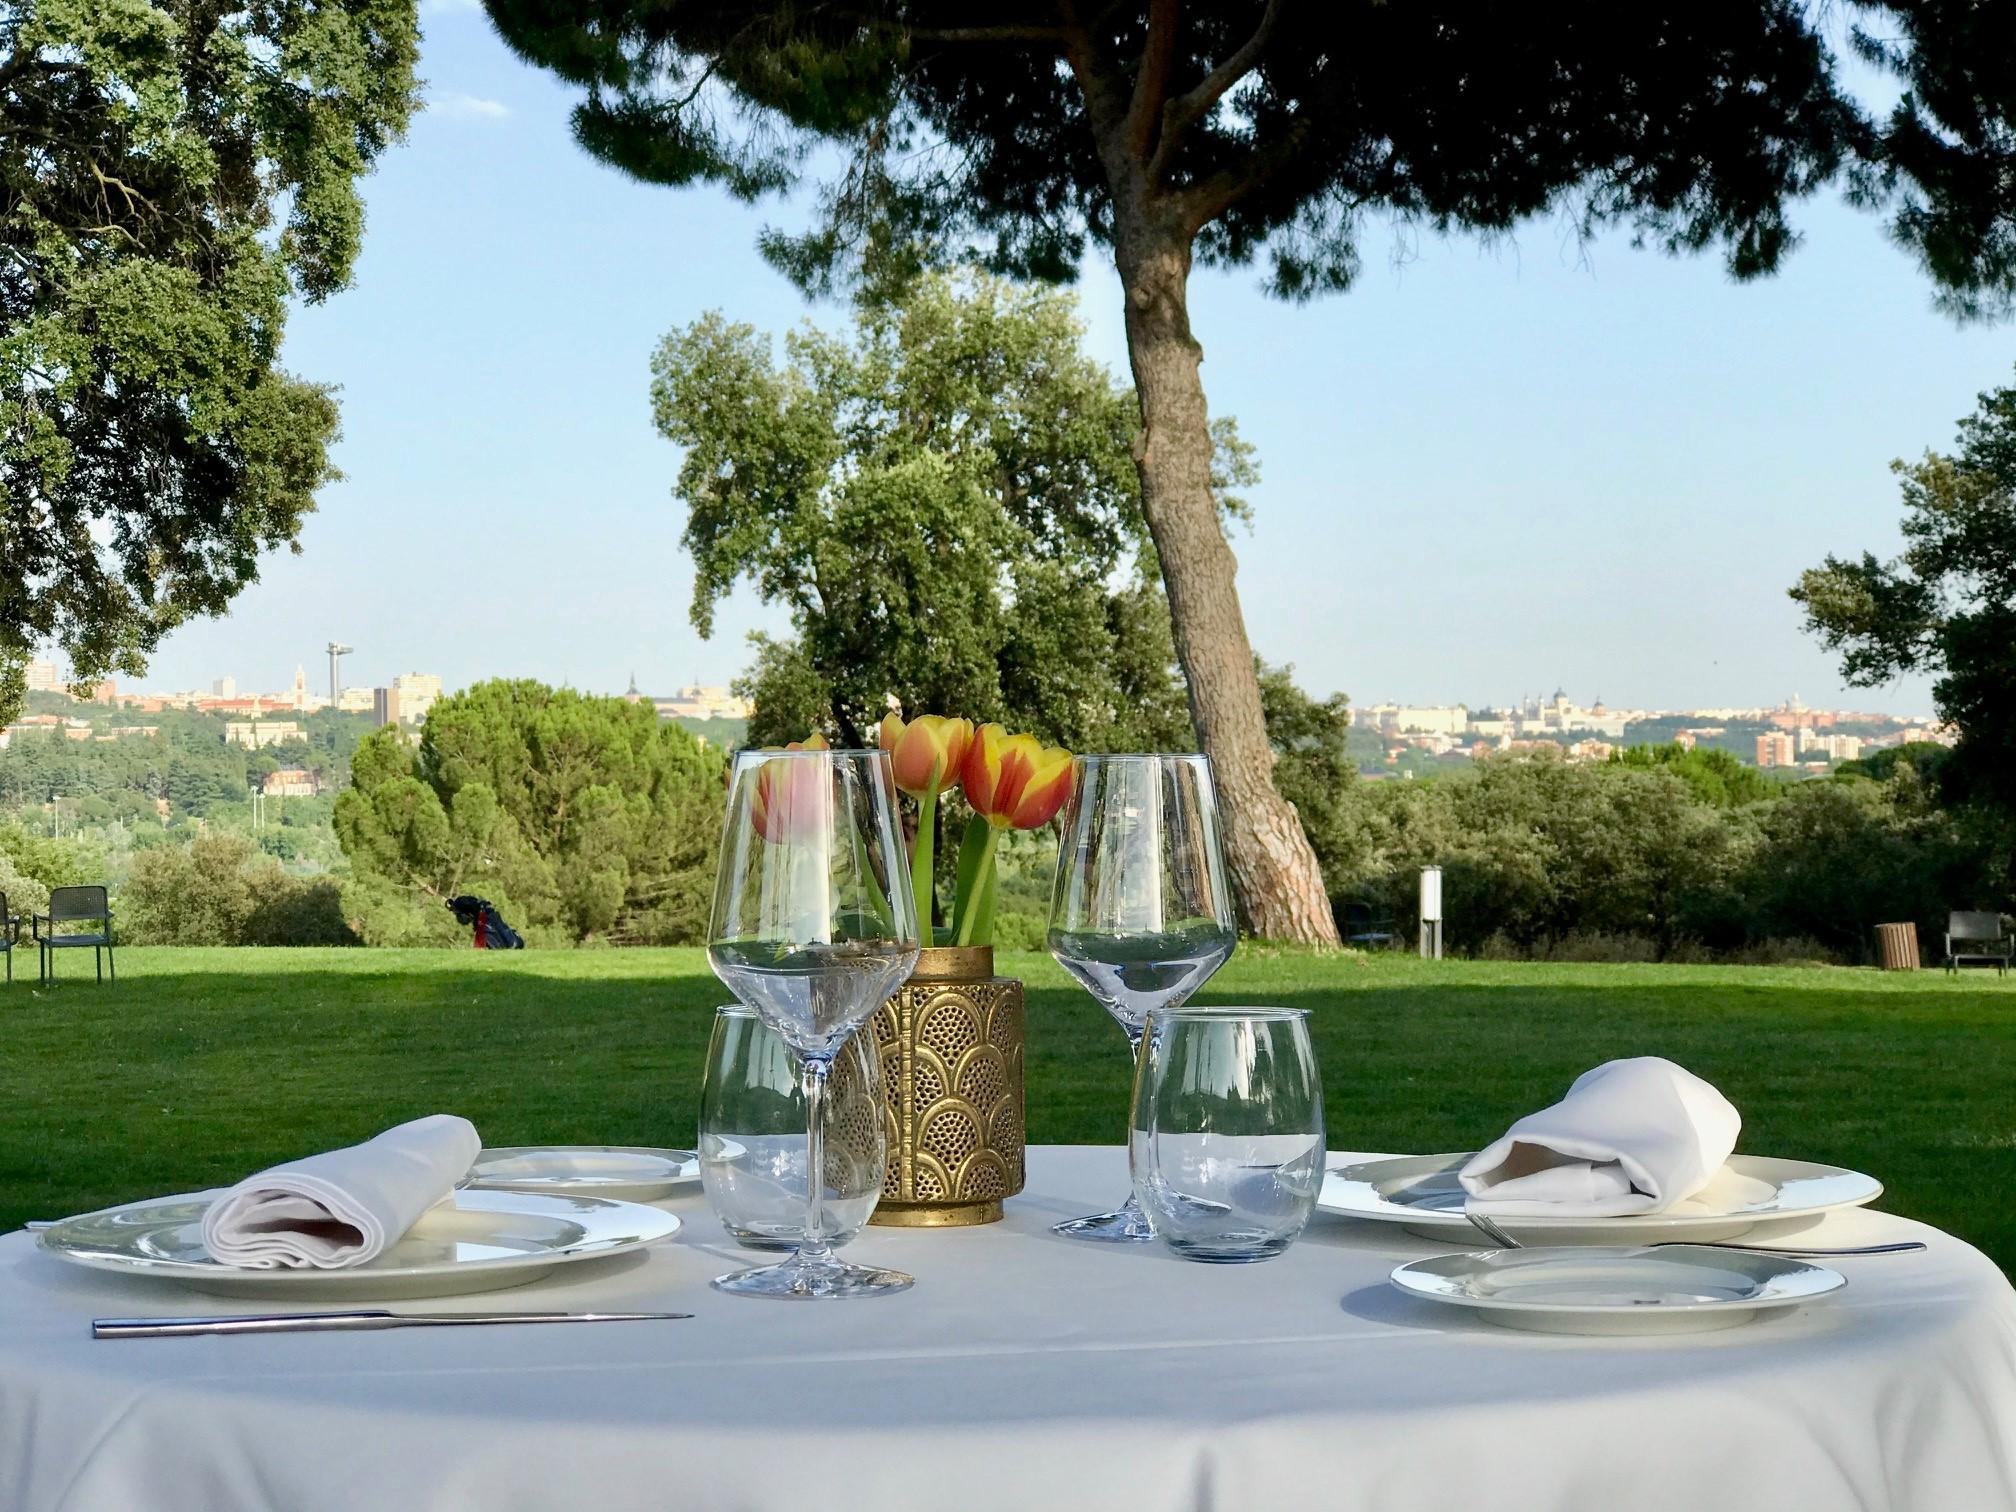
[201,1114,481,1269]
[1458,1057,1740,1217]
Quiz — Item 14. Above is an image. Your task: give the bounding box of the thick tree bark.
[1114,220,1340,945]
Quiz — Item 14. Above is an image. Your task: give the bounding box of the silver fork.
[1463,1206,1924,1257]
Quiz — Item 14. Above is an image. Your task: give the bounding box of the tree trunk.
[1114,225,1340,945]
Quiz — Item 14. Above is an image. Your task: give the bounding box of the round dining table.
[3,1145,2013,1512]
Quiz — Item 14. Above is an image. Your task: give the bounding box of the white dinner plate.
[38,1189,681,1300]
[1390,1245,1846,1334]
[464,1145,701,1202]
[1321,1153,1882,1244]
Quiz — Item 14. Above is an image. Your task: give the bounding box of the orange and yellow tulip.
[879,713,974,931]
[879,713,974,798]
[749,733,829,845]
[951,725,1075,946]
[961,725,1075,831]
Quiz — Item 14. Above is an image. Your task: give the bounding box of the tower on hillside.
[327,642,352,705]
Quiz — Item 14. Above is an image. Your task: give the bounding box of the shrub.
[1317,749,2000,964]
[122,833,358,946]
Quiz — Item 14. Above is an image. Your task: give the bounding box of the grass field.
[2,948,2011,1270]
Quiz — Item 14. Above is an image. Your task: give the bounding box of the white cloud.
[430,92,511,123]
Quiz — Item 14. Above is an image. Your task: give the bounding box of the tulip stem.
[952,819,1002,947]
[912,782,939,940]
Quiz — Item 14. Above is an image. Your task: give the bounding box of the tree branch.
[906,25,1070,44]
[1124,0,1179,160]
[1175,114,1310,229]
[1055,1,1133,159]
[1150,0,1283,182]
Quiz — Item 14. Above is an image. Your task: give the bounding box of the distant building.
[263,768,318,797]
[372,687,399,727]
[651,684,750,721]
[23,660,62,693]
[1356,702,1470,737]
[1566,739,1616,763]
[224,720,304,750]
[335,686,375,714]
[1765,694,1836,731]
[213,676,237,698]
[1797,729,1865,762]
[391,672,441,725]
[1756,732,1797,769]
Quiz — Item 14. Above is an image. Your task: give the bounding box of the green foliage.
[0,850,49,920]
[485,5,2016,311]
[122,830,354,946]
[1258,659,1353,882]
[651,270,1208,749]
[1794,372,2016,861]
[334,681,725,945]
[1836,742,1954,786]
[0,824,105,894]
[1326,751,1999,963]
[1610,743,1776,808]
[0,0,419,718]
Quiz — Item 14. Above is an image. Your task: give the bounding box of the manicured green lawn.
[3,947,2011,1270]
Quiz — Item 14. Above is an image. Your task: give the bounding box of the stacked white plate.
[1322,1152,1883,1334]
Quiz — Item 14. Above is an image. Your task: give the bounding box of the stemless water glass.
[1129,1007,1325,1262]
[1047,753,1236,1241]
[700,1004,886,1249]
[708,746,919,1298]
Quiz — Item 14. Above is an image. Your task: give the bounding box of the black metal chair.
[1341,899,1397,949]
[36,885,115,984]
[0,890,18,982]
[1945,911,2012,977]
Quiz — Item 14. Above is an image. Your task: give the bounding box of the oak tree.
[650,269,1218,753]
[0,0,418,716]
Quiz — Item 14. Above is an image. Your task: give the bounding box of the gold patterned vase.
[866,944,1026,1226]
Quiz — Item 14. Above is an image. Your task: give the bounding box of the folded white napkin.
[200,1114,481,1269]
[1458,1058,1740,1217]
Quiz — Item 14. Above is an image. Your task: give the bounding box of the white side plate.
[465,1146,701,1203]
[1390,1245,1846,1335]
[1322,1153,1881,1244]
[38,1189,681,1300]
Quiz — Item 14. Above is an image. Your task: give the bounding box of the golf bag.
[446,894,525,949]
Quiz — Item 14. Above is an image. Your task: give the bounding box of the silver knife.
[94,1309,694,1339]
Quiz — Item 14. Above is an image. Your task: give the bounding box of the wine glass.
[699,1003,886,1250]
[708,746,919,1298]
[1130,1007,1325,1262]
[1046,753,1236,1241]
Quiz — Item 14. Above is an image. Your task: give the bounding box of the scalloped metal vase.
[866,945,1026,1226]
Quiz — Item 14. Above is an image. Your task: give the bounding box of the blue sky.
[139,6,2015,716]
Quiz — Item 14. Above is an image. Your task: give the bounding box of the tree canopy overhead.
[488,0,2016,941]
[0,0,419,717]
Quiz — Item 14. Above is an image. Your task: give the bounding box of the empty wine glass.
[708,746,919,1298]
[700,1004,886,1249]
[1130,1007,1325,1262]
[1046,753,1236,1241]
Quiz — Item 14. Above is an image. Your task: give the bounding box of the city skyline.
[27,648,1934,727]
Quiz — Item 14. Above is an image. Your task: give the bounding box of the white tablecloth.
[3,1146,2013,1512]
